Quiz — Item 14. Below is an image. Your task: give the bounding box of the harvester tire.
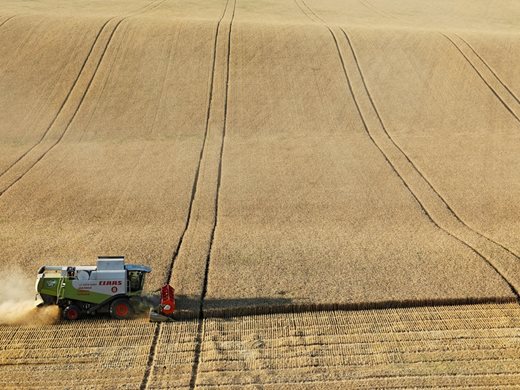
[63,305,81,321]
[110,298,133,319]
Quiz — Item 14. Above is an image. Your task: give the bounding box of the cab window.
[128,271,144,292]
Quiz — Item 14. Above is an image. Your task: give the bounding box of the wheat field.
[1,0,519,388]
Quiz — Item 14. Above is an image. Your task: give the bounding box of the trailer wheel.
[63,305,81,321]
[110,299,133,319]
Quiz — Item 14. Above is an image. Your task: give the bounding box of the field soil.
[0,0,519,388]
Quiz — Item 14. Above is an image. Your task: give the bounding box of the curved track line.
[0,0,168,198]
[0,20,124,197]
[297,0,520,300]
[294,0,314,20]
[189,1,237,388]
[75,24,128,143]
[453,33,520,105]
[0,18,112,179]
[342,29,520,262]
[0,15,16,29]
[301,0,520,271]
[295,0,324,23]
[442,33,520,124]
[139,1,233,388]
[317,0,520,278]
[334,0,520,123]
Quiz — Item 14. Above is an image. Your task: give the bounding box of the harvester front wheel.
[63,305,81,320]
[110,299,133,320]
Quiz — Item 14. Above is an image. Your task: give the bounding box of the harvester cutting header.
[36,256,175,321]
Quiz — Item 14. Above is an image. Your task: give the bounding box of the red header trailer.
[149,284,176,322]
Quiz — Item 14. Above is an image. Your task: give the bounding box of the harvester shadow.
[172,295,295,320]
[170,295,516,321]
[57,295,515,323]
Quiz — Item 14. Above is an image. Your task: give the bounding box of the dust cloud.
[0,268,59,325]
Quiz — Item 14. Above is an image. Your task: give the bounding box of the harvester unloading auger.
[35,256,175,321]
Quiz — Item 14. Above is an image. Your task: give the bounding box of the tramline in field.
[35,256,175,321]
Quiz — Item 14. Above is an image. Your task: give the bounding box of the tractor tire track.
[139,1,233,388]
[0,18,112,179]
[339,26,520,262]
[452,33,520,105]
[349,32,520,262]
[321,0,520,276]
[0,20,122,197]
[343,0,520,125]
[296,0,520,299]
[76,0,169,140]
[188,1,236,388]
[76,24,128,143]
[0,0,168,198]
[443,33,520,122]
[0,15,16,30]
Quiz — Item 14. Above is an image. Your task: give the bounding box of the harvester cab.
[36,256,153,320]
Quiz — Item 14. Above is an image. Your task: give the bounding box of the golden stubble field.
[0,0,519,388]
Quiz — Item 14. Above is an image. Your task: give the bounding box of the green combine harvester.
[35,256,175,321]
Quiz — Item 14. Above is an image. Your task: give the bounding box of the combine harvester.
[35,256,175,321]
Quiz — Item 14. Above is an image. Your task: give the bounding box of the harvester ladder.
[56,277,66,302]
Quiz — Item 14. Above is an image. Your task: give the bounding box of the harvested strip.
[195,303,520,388]
[0,320,155,389]
[143,321,200,390]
